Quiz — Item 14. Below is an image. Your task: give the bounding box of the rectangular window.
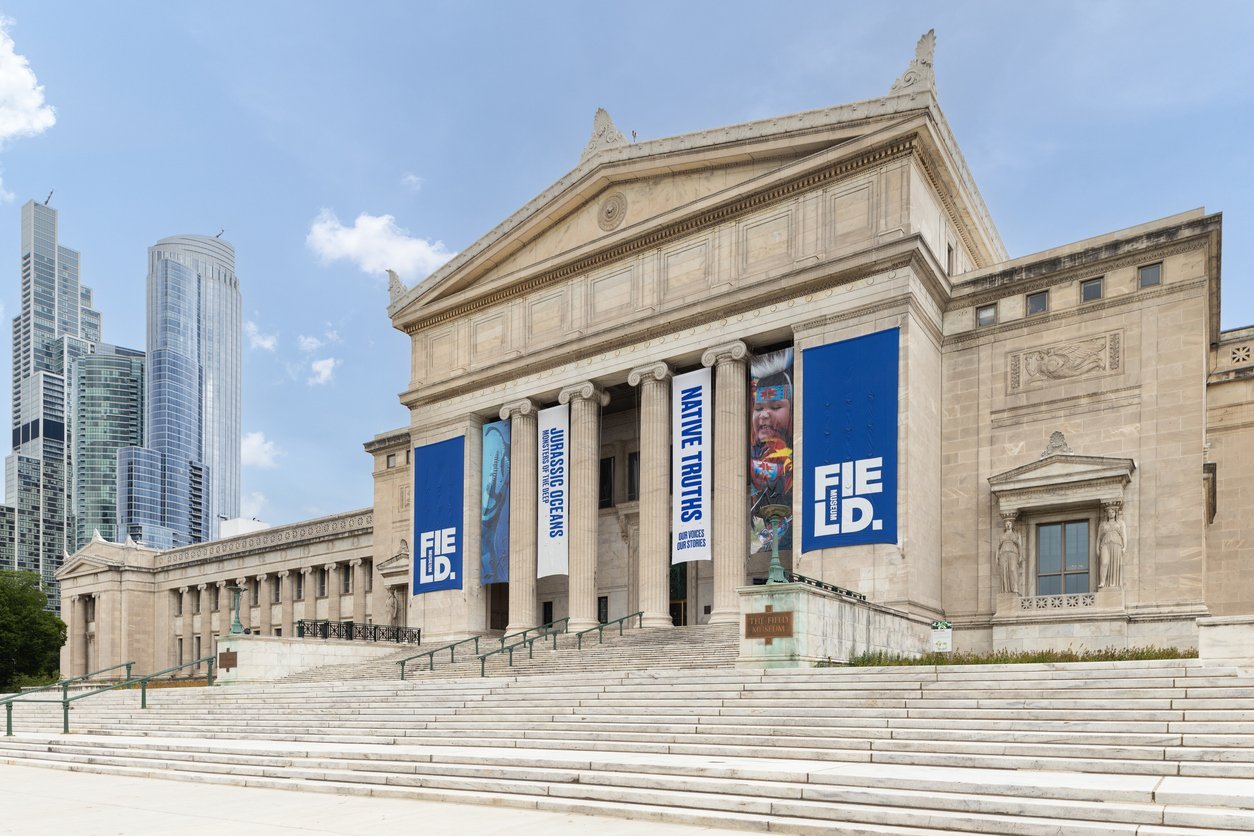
[250,580,259,607]
[976,304,997,327]
[192,590,201,614]
[599,457,615,509]
[1037,520,1090,595]
[342,569,352,595]
[626,451,640,502]
[1026,290,1049,316]
[365,564,373,593]
[176,637,184,666]
[271,580,281,604]
[174,592,182,616]
[1080,277,1104,303]
[193,636,201,664]
[597,596,609,624]
[386,453,397,469]
[212,586,220,612]
[1139,262,1162,288]
[317,569,327,598]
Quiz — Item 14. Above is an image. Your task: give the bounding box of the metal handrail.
[574,612,644,650]
[0,661,135,707]
[785,571,865,601]
[477,625,564,677]
[495,617,569,650]
[4,656,213,736]
[397,635,479,680]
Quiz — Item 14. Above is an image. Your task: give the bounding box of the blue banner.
[481,420,511,585]
[801,328,898,553]
[412,436,465,595]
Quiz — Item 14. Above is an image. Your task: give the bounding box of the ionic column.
[216,581,230,640]
[69,595,86,676]
[180,587,193,664]
[255,574,270,635]
[324,564,340,620]
[702,340,750,624]
[628,362,674,629]
[197,584,210,664]
[350,559,367,624]
[279,571,294,637]
[559,381,609,632]
[300,568,315,623]
[502,399,538,632]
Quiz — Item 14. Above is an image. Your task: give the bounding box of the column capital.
[627,362,672,387]
[349,558,363,568]
[499,398,538,421]
[323,563,337,572]
[179,586,189,595]
[196,583,207,591]
[559,381,609,407]
[701,340,749,368]
[70,594,81,604]
[300,566,314,576]
[255,573,267,582]
[215,580,227,588]
[277,570,290,579]
[235,577,248,588]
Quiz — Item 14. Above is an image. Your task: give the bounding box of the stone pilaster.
[559,381,609,631]
[702,340,750,625]
[628,361,674,628]
[279,571,294,637]
[180,587,193,664]
[351,559,367,624]
[501,398,538,632]
[69,595,86,676]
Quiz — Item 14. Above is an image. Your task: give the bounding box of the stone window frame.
[295,572,305,601]
[271,579,281,605]
[1138,262,1162,288]
[317,568,328,598]
[1026,289,1049,316]
[386,453,397,469]
[1027,507,1099,596]
[976,303,997,327]
[1080,276,1104,304]
[341,568,352,595]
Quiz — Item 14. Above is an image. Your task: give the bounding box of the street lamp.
[760,503,791,584]
[226,584,245,635]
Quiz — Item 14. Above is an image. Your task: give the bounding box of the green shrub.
[826,646,1199,667]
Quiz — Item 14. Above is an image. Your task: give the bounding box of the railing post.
[5,702,11,736]
[141,680,148,709]
[297,620,304,638]
[473,636,480,654]
[399,661,407,681]
[480,656,486,677]
[207,658,215,687]
[125,662,134,681]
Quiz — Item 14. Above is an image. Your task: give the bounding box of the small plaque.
[218,650,238,671]
[745,610,793,640]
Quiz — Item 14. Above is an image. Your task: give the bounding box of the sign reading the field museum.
[480,419,511,585]
[671,368,712,563]
[801,327,899,553]
[744,610,794,640]
[412,436,465,595]
[536,404,570,577]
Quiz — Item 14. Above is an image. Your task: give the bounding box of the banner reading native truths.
[671,368,712,564]
[749,348,794,553]
[480,419,511,585]
[536,404,570,577]
[412,436,465,595]
[801,328,899,553]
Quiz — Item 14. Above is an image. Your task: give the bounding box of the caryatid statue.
[1098,503,1127,589]
[996,515,1023,595]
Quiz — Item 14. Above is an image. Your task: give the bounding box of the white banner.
[671,367,712,563]
[536,403,570,577]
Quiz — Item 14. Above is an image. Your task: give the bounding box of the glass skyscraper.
[6,201,103,610]
[118,236,240,547]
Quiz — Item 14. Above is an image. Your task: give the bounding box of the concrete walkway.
[0,764,742,836]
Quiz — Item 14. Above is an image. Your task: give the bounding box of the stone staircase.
[3,658,1254,833]
[280,623,740,682]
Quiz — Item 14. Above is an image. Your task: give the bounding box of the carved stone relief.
[1008,331,1121,393]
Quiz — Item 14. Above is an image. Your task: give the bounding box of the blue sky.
[0,2,1250,527]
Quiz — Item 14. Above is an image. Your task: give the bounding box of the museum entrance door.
[488,583,508,631]
[669,563,687,626]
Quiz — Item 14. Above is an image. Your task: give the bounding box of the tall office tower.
[117,236,240,548]
[6,201,103,610]
[69,344,145,550]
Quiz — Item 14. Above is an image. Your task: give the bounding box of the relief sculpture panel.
[1007,331,1122,393]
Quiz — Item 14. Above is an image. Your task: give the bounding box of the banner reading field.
[412,435,465,595]
[480,419,511,585]
[671,367,712,563]
[536,404,570,577]
[801,328,899,553]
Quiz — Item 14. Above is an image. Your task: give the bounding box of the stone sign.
[218,650,238,671]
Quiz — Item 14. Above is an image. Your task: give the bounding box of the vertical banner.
[536,404,569,577]
[412,436,465,595]
[480,419,511,585]
[801,327,899,553]
[671,368,712,563]
[749,348,795,553]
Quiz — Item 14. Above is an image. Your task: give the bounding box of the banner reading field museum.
[749,348,794,553]
[801,328,899,553]
[412,435,465,595]
[480,419,511,585]
[536,404,570,577]
[671,368,712,563]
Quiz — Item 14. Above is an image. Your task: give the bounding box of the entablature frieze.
[155,510,373,570]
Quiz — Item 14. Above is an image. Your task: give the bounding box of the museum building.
[57,34,1254,675]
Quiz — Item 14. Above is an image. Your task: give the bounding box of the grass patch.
[829,646,1199,667]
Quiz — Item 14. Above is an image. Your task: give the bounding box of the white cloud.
[240,491,267,520]
[307,357,339,385]
[297,334,322,352]
[305,209,454,281]
[0,18,55,202]
[245,320,277,351]
[400,172,424,192]
[241,431,280,469]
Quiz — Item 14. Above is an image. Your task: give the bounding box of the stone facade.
[57,34,1254,672]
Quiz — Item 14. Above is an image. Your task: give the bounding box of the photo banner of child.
[749,348,794,553]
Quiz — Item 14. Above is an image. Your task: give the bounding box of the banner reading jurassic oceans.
[749,348,795,552]
[412,436,464,595]
[671,368,711,563]
[536,404,569,577]
[480,419,511,585]
[801,328,899,553]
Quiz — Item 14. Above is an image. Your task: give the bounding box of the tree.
[0,571,67,692]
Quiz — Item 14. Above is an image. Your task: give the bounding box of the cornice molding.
[156,510,373,569]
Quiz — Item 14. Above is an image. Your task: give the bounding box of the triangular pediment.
[56,552,123,580]
[990,453,1136,494]
[55,539,160,580]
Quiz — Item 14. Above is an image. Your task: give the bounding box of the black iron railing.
[785,571,866,601]
[296,619,421,644]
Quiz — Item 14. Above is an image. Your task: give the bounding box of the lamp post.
[226,584,244,635]
[760,503,791,584]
